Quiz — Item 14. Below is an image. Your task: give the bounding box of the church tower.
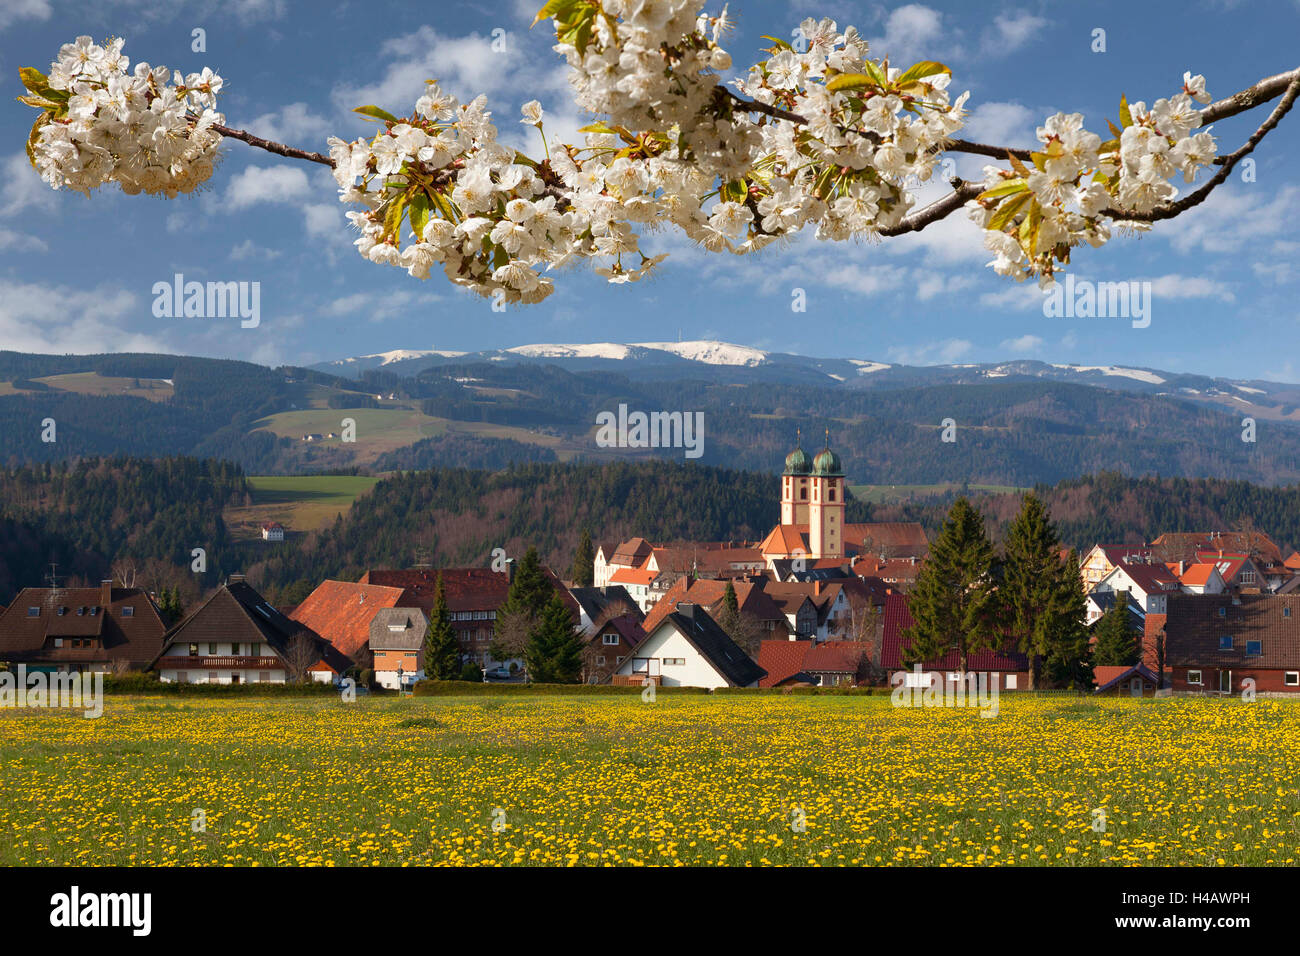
[781,429,811,526]
[808,430,845,559]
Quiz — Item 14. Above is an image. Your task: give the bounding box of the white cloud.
[231,239,282,261]
[333,26,569,116]
[0,278,166,354]
[1,152,57,217]
[0,227,47,252]
[980,283,1044,311]
[247,103,333,147]
[1162,183,1300,255]
[0,0,50,31]
[1000,333,1044,353]
[303,203,343,239]
[981,13,1048,54]
[868,5,948,62]
[223,166,312,210]
[964,101,1037,149]
[324,288,444,321]
[887,337,973,365]
[1145,273,1235,301]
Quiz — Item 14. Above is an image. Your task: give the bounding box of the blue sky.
[2,0,1298,380]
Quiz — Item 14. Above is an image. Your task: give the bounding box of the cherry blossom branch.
[1101,72,1300,222]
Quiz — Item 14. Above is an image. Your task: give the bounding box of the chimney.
[1179,560,1185,576]
[100,579,113,607]
[678,602,697,623]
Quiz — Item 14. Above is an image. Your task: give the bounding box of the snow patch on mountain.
[633,340,770,366]
[507,343,633,360]
[1051,364,1166,385]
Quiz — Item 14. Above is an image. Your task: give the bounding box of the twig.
[209,122,334,167]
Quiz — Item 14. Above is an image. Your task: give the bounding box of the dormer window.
[122,606,134,617]
[27,607,39,617]
[1219,636,1233,650]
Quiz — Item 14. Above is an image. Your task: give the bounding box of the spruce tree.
[423,573,461,679]
[1092,592,1140,666]
[1001,494,1089,688]
[902,497,998,673]
[1042,550,1094,690]
[570,529,595,587]
[526,590,584,683]
[723,580,739,615]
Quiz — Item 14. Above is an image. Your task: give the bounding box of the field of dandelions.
[2,693,1296,866]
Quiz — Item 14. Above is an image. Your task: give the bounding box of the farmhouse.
[261,522,285,542]
[289,579,413,673]
[152,580,347,684]
[0,581,168,672]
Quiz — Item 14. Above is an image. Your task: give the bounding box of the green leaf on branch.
[977,178,1028,200]
[354,105,398,123]
[761,35,794,51]
[1118,95,1133,129]
[1018,199,1041,257]
[986,192,1031,233]
[896,60,951,88]
[826,65,886,93]
[532,0,581,27]
[409,192,430,240]
[720,179,748,203]
[25,112,49,166]
[383,194,407,246]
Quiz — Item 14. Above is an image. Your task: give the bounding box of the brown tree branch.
[878,179,981,237]
[208,121,335,167]
[1100,72,1300,223]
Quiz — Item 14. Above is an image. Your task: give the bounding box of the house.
[0,581,168,672]
[152,580,347,684]
[568,585,643,635]
[606,566,666,613]
[1160,593,1300,695]
[1092,560,1182,614]
[1079,543,1151,589]
[369,607,428,689]
[613,603,765,689]
[1152,530,1284,568]
[582,614,646,684]
[1167,561,1227,595]
[359,566,578,669]
[642,576,790,641]
[1085,588,1146,627]
[1193,551,1265,594]
[289,580,412,673]
[757,639,867,687]
[596,537,653,588]
[1093,663,1162,696]
[880,591,1029,690]
[261,522,285,542]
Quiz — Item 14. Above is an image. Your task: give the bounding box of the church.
[757,431,927,563]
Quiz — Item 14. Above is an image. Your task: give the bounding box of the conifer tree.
[526,590,584,683]
[1092,591,1140,666]
[902,497,998,673]
[1001,494,1089,688]
[570,529,595,587]
[423,573,461,680]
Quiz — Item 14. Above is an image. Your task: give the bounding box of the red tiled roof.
[803,641,867,674]
[609,566,658,587]
[1163,593,1300,669]
[289,580,411,659]
[1093,663,1160,692]
[757,639,813,687]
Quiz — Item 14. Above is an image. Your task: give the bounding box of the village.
[2,438,1297,701]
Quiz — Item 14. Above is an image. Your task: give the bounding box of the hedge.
[98,674,351,696]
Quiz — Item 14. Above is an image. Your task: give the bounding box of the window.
[664,658,685,666]
[209,643,218,655]
[596,656,606,666]
[53,638,63,648]
[1218,607,1226,617]
[121,606,134,617]
[175,671,187,683]
[207,671,218,682]
[1219,636,1233,650]
[1285,672,1299,687]
[1005,675,1017,690]
[602,633,619,645]
[27,607,38,617]
[828,486,836,502]
[1285,608,1292,618]
[1245,640,1262,656]
[1187,670,1203,685]
[57,607,66,616]
[250,644,260,656]
[188,643,199,656]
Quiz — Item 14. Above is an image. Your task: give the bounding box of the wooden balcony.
[157,656,283,669]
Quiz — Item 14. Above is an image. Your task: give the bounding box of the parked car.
[482,665,512,681]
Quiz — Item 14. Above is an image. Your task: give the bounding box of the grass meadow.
[1,693,1296,866]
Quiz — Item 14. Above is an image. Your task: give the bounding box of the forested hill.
[0,457,250,604]
[4,459,1300,607]
[240,461,871,602]
[881,472,1300,554]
